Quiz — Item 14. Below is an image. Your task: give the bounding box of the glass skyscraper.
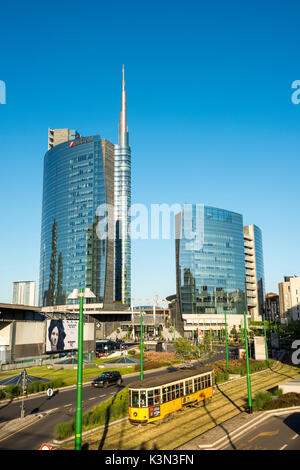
[114,66,131,307]
[176,205,246,316]
[39,135,115,306]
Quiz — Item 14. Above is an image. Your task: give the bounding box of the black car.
[92,371,123,388]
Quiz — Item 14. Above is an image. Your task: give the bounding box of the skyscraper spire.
[119,64,128,147]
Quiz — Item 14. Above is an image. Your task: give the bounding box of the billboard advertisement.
[46,319,78,353]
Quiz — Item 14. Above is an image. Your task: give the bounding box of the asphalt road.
[223,412,300,450]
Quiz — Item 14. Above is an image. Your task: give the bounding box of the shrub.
[4,385,22,398]
[0,389,6,399]
[263,392,300,410]
[253,391,273,411]
[215,372,229,384]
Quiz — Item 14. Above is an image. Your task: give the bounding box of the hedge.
[55,386,129,440]
[0,378,65,400]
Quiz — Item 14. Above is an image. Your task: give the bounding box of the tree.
[175,338,194,360]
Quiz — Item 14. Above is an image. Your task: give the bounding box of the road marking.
[248,430,279,443]
[280,444,288,450]
[99,394,106,397]
[89,397,96,400]
[292,434,299,440]
[64,404,72,407]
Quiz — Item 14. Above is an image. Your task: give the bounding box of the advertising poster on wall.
[46,319,78,353]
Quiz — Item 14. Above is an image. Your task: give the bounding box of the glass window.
[132,391,139,408]
[147,390,154,407]
[140,391,147,407]
[154,389,161,404]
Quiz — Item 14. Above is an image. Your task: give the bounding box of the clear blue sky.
[0,0,300,305]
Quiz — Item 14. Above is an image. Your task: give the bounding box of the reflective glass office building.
[176,205,246,315]
[39,135,115,306]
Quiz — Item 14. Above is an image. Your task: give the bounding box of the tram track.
[62,363,300,450]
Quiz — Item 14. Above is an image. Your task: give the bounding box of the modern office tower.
[39,134,116,307]
[264,292,280,322]
[175,205,246,335]
[12,281,36,306]
[278,276,300,321]
[114,65,131,307]
[48,128,80,150]
[243,225,265,320]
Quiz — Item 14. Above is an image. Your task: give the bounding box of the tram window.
[194,378,200,391]
[162,387,168,403]
[148,390,154,406]
[200,377,205,390]
[140,392,147,407]
[175,383,180,398]
[132,391,139,407]
[168,387,173,401]
[179,382,184,397]
[185,379,193,395]
[154,389,160,404]
[207,375,211,387]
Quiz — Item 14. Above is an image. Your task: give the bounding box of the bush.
[54,387,129,440]
[4,385,22,398]
[253,391,273,411]
[215,372,229,384]
[0,389,6,399]
[263,392,300,410]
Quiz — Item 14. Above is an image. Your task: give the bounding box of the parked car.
[92,371,123,388]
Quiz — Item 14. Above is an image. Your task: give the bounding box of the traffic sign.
[40,443,51,450]
[46,388,53,397]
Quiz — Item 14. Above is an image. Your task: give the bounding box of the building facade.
[12,281,36,306]
[243,224,265,321]
[264,292,280,322]
[175,205,247,336]
[39,134,115,307]
[278,276,300,321]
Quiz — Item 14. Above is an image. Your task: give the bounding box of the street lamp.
[224,310,229,373]
[68,287,96,451]
[243,311,253,414]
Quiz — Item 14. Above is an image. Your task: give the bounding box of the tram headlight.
[134,412,137,417]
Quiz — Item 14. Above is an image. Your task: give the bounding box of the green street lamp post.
[224,310,229,373]
[140,312,144,381]
[263,313,268,361]
[243,311,252,413]
[68,287,96,450]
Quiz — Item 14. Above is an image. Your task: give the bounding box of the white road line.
[99,394,106,397]
[280,444,288,450]
[292,434,299,440]
[89,397,96,400]
[64,404,72,407]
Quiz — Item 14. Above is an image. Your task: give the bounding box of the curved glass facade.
[176,205,246,315]
[39,136,107,306]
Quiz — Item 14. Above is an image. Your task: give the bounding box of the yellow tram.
[128,366,214,425]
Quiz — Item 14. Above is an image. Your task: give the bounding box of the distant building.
[264,292,280,322]
[243,225,265,321]
[12,281,36,306]
[278,276,300,321]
